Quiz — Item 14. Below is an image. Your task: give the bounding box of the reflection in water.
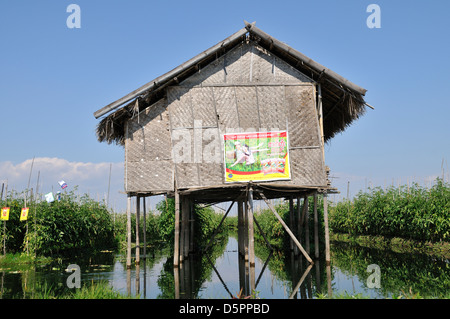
[1,236,448,299]
[171,237,325,299]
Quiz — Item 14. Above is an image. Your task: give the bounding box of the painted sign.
[223,131,290,183]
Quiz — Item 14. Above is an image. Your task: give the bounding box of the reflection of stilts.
[170,183,332,299]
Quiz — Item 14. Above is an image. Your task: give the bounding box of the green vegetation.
[0,189,116,257]
[329,178,450,243]
[113,197,230,253]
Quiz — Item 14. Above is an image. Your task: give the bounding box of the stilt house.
[93,22,368,272]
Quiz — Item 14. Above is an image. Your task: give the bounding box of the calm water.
[1,236,448,299]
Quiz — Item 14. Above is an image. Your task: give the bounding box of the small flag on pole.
[58,180,68,189]
[20,207,29,221]
[1,207,10,221]
[45,192,54,203]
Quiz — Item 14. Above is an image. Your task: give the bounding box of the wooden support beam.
[313,192,319,259]
[259,191,313,264]
[323,192,331,264]
[247,187,256,292]
[182,196,190,259]
[126,194,132,269]
[135,195,140,265]
[143,196,147,259]
[289,197,294,251]
[304,196,310,255]
[237,200,244,256]
[189,199,195,253]
[173,189,180,267]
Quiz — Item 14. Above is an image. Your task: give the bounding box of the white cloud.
[0,157,124,208]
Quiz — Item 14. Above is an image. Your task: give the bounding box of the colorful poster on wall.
[223,131,290,183]
[20,207,29,221]
[1,207,10,221]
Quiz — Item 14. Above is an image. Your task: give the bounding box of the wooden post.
[179,196,185,264]
[247,187,256,292]
[289,196,294,251]
[126,194,132,269]
[135,195,140,265]
[295,196,301,256]
[181,196,190,260]
[313,192,320,259]
[323,192,331,264]
[174,190,180,267]
[244,200,249,261]
[189,199,195,254]
[143,196,147,259]
[237,200,244,256]
[304,195,310,255]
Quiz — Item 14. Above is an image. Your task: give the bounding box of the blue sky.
[1,1,449,210]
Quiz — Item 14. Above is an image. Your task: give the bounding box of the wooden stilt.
[295,197,301,256]
[247,187,256,292]
[189,199,194,253]
[174,189,180,267]
[237,200,244,256]
[143,196,147,259]
[323,192,331,264]
[313,192,319,259]
[304,196,310,255]
[135,195,140,265]
[244,200,249,262]
[126,194,132,269]
[289,196,294,251]
[179,196,185,263]
[182,196,190,259]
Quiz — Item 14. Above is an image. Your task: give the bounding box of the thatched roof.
[94,22,369,146]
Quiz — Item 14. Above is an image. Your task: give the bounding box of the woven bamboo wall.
[125,42,327,193]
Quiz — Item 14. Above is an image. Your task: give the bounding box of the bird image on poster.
[223,131,291,183]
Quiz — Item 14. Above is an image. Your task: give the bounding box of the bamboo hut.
[93,22,368,286]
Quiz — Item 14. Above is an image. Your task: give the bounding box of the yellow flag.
[1,207,10,221]
[20,207,29,221]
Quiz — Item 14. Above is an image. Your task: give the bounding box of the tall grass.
[329,178,450,242]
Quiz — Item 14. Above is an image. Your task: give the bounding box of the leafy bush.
[0,189,116,256]
[329,178,450,242]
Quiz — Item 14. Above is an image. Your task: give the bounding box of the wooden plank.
[259,191,313,263]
